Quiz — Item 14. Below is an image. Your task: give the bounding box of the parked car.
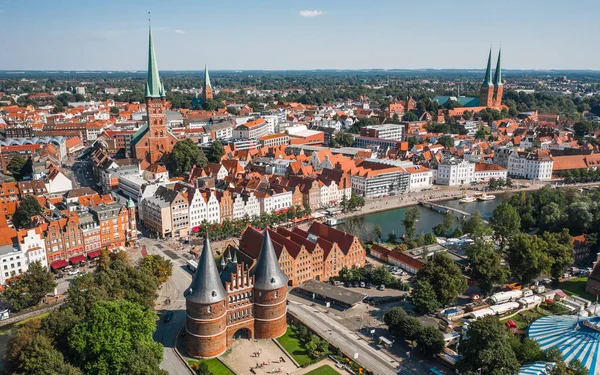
[360,282,366,288]
[163,311,173,323]
[366,282,372,289]
[67,269,80,276]
[377,285,385,291]
[55,273,65,279]
[352,282,358,288]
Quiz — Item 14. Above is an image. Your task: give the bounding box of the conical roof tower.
[251,230,288,290]
[145,22,165,98]
[185,236,227,304]
[493,48,502,86]
[482,48,493,87]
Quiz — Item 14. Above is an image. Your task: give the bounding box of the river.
[337,194,509,241]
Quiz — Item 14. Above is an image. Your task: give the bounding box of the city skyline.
[1,0,599,71]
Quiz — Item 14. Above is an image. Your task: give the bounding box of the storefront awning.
[86,250,102,259]
[50,260,69,270]
[69,255,87,264]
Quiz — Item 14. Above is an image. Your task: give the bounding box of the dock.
[418,201,473,218]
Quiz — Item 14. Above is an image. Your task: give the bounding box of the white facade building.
[0,228,47,285]
[188,189,221,229]
[44,167,74,193]
[436,160,475,186]
[507,151,554,181]
[232,192,261,220]
[258,190,292,213]
[405,166,433,191]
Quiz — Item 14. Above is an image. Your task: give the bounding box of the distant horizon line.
[1,68,600,73]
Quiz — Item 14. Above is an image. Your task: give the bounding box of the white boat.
[477,193,496,201]
[459,195,477,203]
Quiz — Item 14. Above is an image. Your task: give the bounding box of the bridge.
[418,201,473,218]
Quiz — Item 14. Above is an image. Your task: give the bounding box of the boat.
[477,193,496,201]
[459,195,477,203]
[325,218,344,226]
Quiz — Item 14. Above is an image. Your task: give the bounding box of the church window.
[160,130,164,137]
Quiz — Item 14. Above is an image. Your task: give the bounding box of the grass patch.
[276,327,313,366]
[559,277,596,301]
[16,312,49,326]
[501,309,545,330]
[188,358,234,375]
[305,365,341,375]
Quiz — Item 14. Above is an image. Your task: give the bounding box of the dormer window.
[211,291,217,297]
[271,277,276,284]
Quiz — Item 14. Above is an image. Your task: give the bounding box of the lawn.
[304,365,340,375]
[276,327,313,367]
[188,358,234,375]
[501,309,545,330]
[559,277,595,301]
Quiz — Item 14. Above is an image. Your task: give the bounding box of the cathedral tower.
[185,237,229,358]
[493,48,503,108]
[203,64,213,103]
[251,231,288,339]
[479,48,495,108]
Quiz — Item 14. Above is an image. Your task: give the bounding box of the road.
[288,300,401,375]
[140,238,195,375]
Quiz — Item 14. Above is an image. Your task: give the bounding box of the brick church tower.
[203,64,213,103]
[131,23,177,170]
[479,48,495,108]
[493,48,503,108]
[185,231,288,358]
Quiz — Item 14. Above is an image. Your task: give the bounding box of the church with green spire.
[433,48,504,115]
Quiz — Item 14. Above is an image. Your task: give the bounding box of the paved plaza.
[220,339,299,375]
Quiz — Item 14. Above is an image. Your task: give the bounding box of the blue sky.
[1,0,599,70]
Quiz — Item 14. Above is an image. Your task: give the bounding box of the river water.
[337,194,509,241]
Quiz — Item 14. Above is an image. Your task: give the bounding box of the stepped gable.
[251,230,288,291]
[185,236,227,304]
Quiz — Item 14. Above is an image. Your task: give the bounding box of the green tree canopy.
[209,140,225,163]
[1,261,56,312]
[542,229,574,280]
[490,203,521,251]
[138,255,173,285]
[436,135,455,149]
[457,316,520,375]
[331,131,355,147]
[467,239,508,296]
[416,325,445,357]
[461,210,493,238]
[7,154,32,180]
[68,300,163,375]
[165,139,208,177]
[417,252,467,306]
[12,195,43,229]
[403,207,420,240]
[507,233,553,285]
[403,112,419,121]
[16,334,83,375]
[383,307,421,341]
[411,279,440,315]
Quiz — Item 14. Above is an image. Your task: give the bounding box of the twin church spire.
[482,47,502,87]
[480,47,503,108]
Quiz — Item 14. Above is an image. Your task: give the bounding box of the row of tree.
[5,252,173,375]
[383,307,445,357]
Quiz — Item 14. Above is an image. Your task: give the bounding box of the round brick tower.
[184,237,228,358]
[252,230,288,339]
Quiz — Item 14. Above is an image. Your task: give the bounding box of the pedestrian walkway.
[220,339,298,375]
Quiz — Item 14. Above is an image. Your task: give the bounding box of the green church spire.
[494,48,502,86]
[482,48,493,87]
[204,64,212,90]
[145,22,164,98]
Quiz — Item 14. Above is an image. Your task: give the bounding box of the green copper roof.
[145,24,165,98]
[126,198,135,209]
[482,48,493,87]
[204,64,212,90]
[494,48,502,86]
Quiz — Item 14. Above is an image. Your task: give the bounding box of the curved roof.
[251,230,288,291]
[528,315,600,375]
[185,237,227,304]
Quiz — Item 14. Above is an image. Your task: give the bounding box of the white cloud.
[174,29,186,34]
[299,10,325,18]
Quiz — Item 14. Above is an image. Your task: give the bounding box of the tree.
[542,229,574,280]
[195,362,213,375]
[461,211,493,238]
[387,231,397,244]
[68,300,163,375]
[457,316,520,375]
[467,240,508,296]
[15,334,83,375]
[2,261,56,312]
[436,135,455,149]
[490,203,521,251]
[574,121,593,137]
[383,307,421,341]
[374,225,383,243]
[209,140,225,163]
[417,252,467,306]
[165,139,208,177]
[509,336,544,365]
[411,280,439,315]
[5,318,43,371]
[433,211,454,236]
[121,343,169,375]
[138,255,173,285]
[507,233,552,285]
[403,112,419,121]
[7,154,32,180]
[331,131,354,147]
[110,106,120,116]
[403,207,420,239]
[416,326,445,357]
[12,195,43,229]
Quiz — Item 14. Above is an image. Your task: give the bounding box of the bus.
[187,260,198,272]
